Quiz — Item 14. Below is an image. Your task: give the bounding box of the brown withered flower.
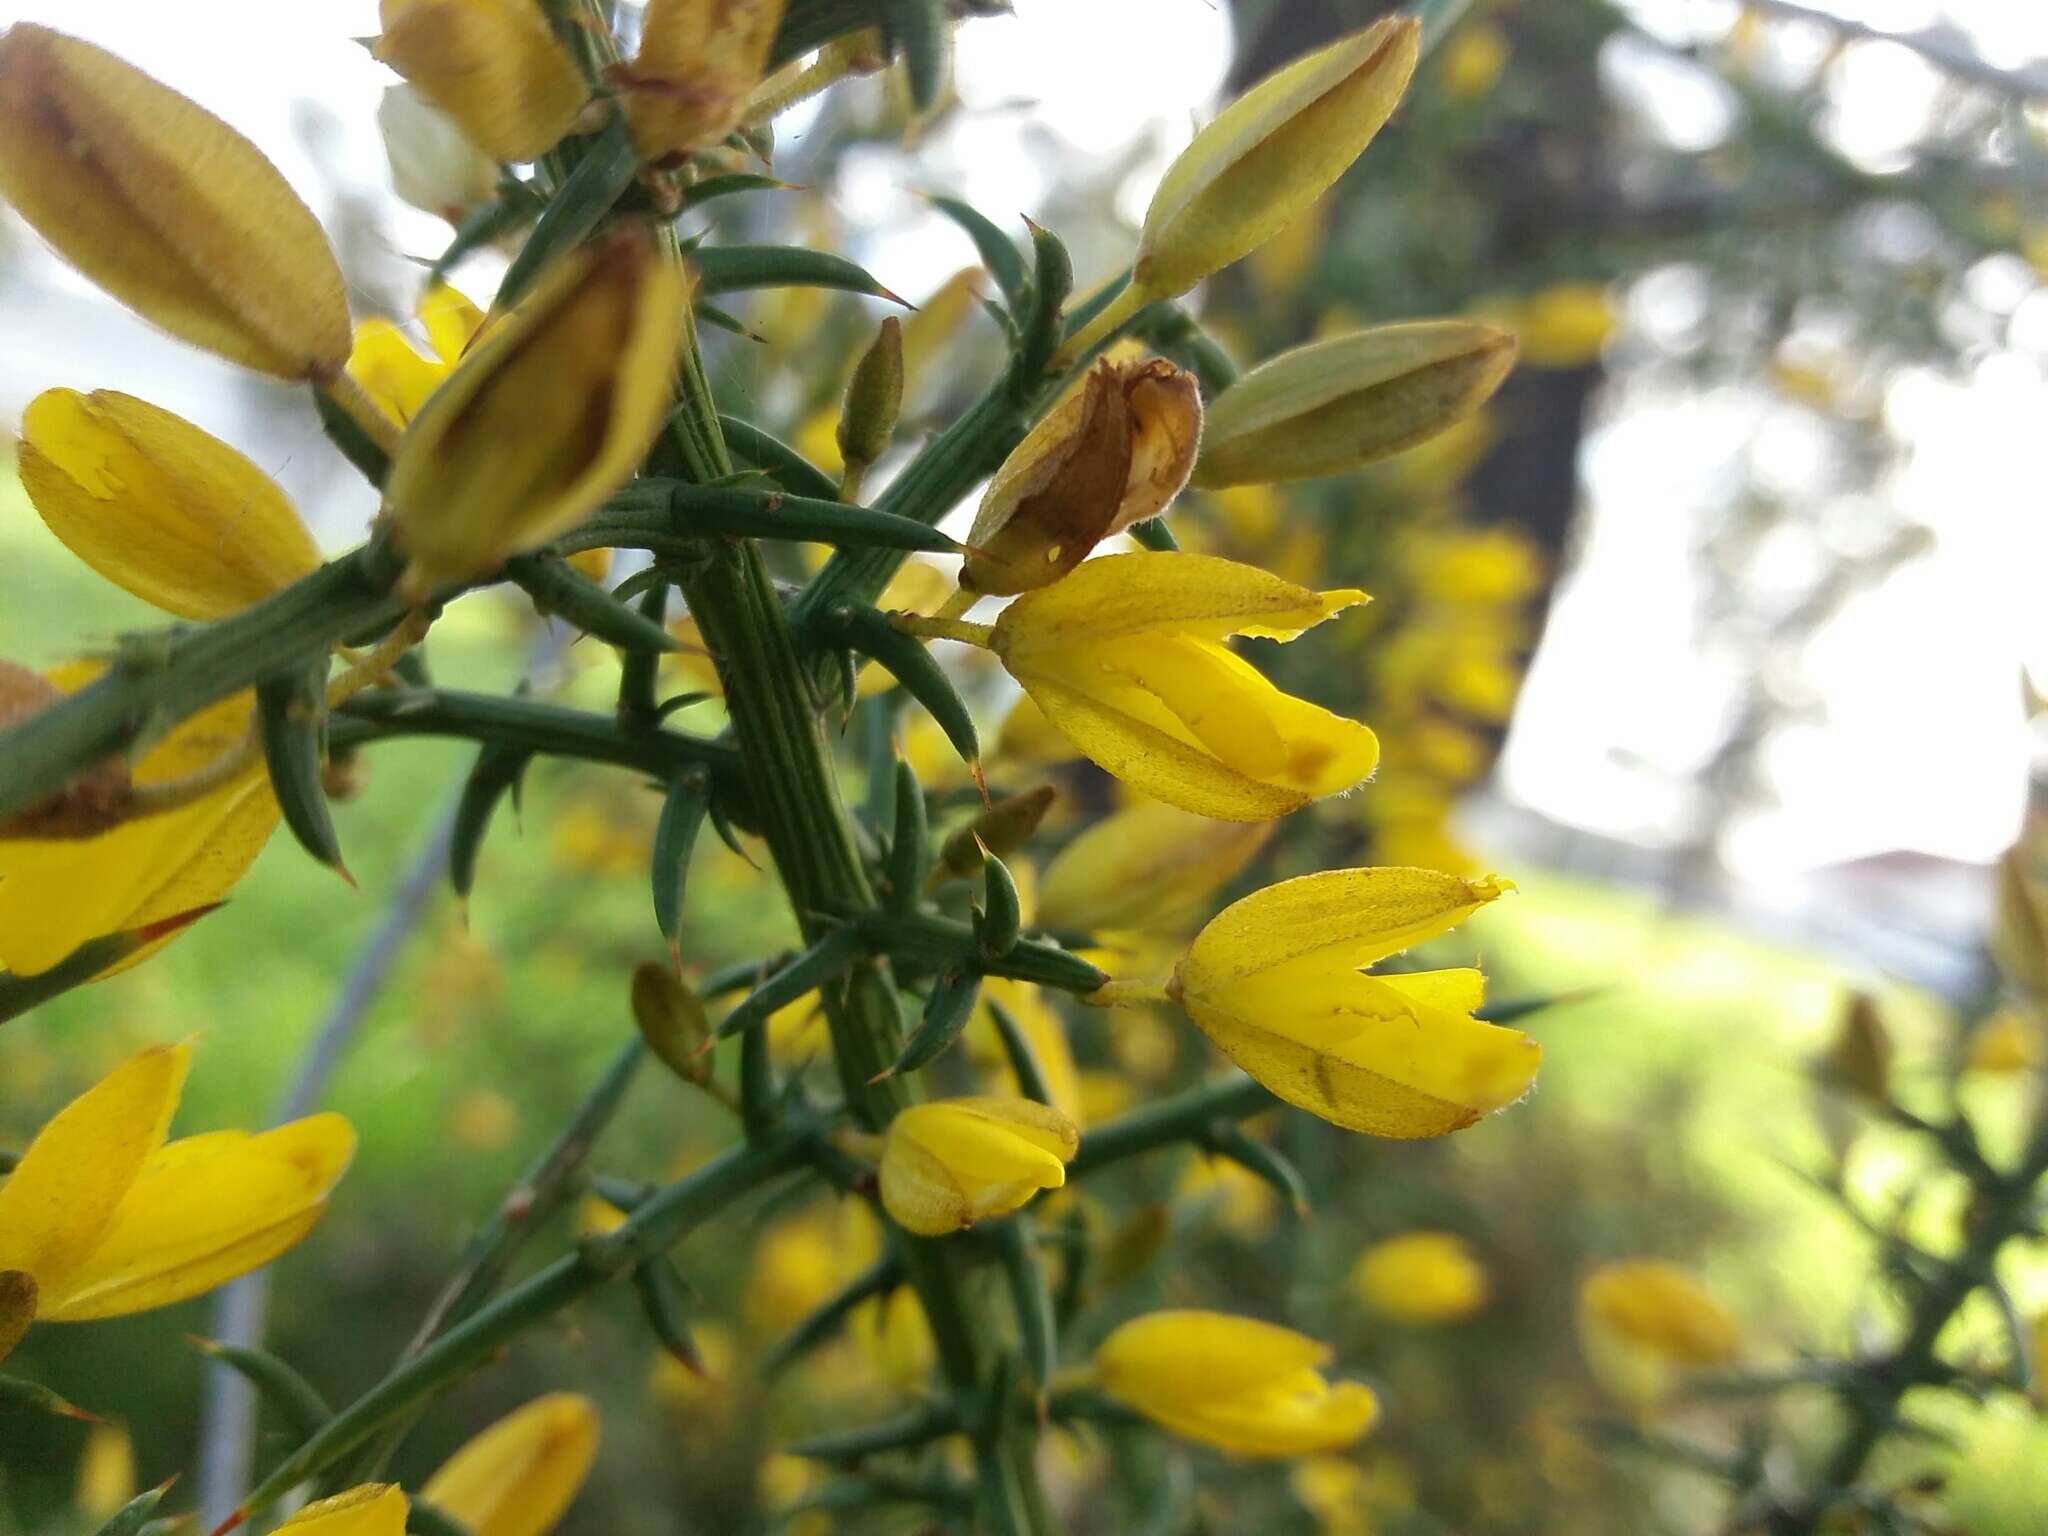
[0,661,132,839]
[960,358,1201,596]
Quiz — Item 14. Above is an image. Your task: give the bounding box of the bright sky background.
[0,0,2041,891]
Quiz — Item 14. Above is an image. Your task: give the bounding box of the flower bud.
[1062,17,1418,359]
[1036,799,1269,936]
[372,0,588,165]
[1172,867,1537,1137]
[1094,1311,1378,1457]
[19,389,322,621]
[1579,1260,1740,1408]
[837,316,904,473]
[962,359,1201,595]
[0,25,350,380]
[632,962,715,1086]
[385,227,687,595]
[378,84,500,225]
[422,1394,600,1536]
[621,0,788,167]
[1192,322,1516,489]
[1348,1231,1489,1324]
[879,1096,1078,1236]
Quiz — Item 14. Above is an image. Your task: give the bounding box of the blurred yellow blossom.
[74,1422,134,1521]
[422,1393,600,1536]
[1439,21,1510,100]
[1965,1008,2043,1075]
[346,283,486,430]
[1037,799,1272,938]
[850,1285,937,1396]
[1349,1232,1490,1323]
[1579,1260,1741,1409]
[277,1485,408,1534]
[1177,1151,1280,1241]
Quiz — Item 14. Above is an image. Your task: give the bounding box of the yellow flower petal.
[19,389,321,620]
[37,1112,355,1321]
[374,0,587,165]
[346,319,451,430]
[423,1394,600,1536]
[0,25,350,379]
[0,1043,189,1299]
[1182,867,1511,987]
[1037,800,1271,937]
[1581,1261,1741,1367]
[277,1484,410,1535]
[995,551,1352,654]
[0,678,275,977]
[624,0,787,165]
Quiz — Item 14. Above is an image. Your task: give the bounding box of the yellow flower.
[748,1208,849,1333]
[1171,867,1538,1137]
[1063,18,1419,359]
[18,389,322,621]
[1439,21,1510,101]
[372,0,587,165]
[1965,1008,2043,1075]
[347,283,487,431]
[1578,1260,1741,1409]
[1037,799,1271,937]
[0,25,350,380]
[622,0,788,166]
[1191,323,1515,490]
[423,1393,600,1536]
[961,358,1202,595]
[850,1285,937,1396]
[385,227,687,595]
[1496,283,1615,370]
[977,552,1379,821]
[0,670,276,978]
[1176,1151,1279,1240]
[1397,527,1544,607]
[1094,1311,1378,1457]
[276,1485,410,1535]
[74,1422,135,1522]
[0,1043,354,1354]
[879,1097,1079,1237]
[1349,1232,1489,1324]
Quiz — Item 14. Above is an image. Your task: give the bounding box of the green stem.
[1068,1076,1276,1178]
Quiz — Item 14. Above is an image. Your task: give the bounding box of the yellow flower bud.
[851,1285,938,1396]
[75,1421,136,1520]
[0,1043,355,1326]
[1172,867,1537,1137]
[0,25,351,380]
[837,315,904,473]
[1439,21,1510,102]
[1094,1311,1379,1458]
[19,389,321,621]
[1191,323,1515,490]
[1498,282,1615,370]
[1579,1260,1741,1409]
[277,1485,410,1535]
[423,1393,600,1536]
[372,0,588,165]
[879,1096,1078,1236]
[1062,17,1418,359]
[385,228,687,595]
[962,359,1202,595]
[622,0,789,166]
[984,551,1379,821]
[1349,1231,1490,1324]
[1037,799,1270,937]
[1,668,276,976]
[632,962,716,1086]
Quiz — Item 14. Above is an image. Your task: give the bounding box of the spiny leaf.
[258,658,346,877]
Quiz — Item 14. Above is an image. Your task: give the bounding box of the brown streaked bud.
[1192,322,1517,489]
[961,358,1201,595]
[632,962,715,1086]
[621,0,789,167]
[0,661,132,839]
[0,25,351,381]
[837,317,904,472]
[926,785,1057,892]
[385,227,688,597]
